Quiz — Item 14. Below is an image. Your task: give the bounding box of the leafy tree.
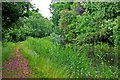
[50,2,119,69]
[2,2,36,29]
[3,12,52,42]
[51,2,120,46]
[25,12,52,38]
[50,2,73,27]
[2,2,51,42]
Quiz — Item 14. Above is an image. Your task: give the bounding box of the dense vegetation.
[2,2,120,78]
[2,2,52,42]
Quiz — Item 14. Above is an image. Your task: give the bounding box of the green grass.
[2,42,16,63]
[19,37,118,78]
[0,41,2,75]
[19,41,68,78]
[2,37,118,78]
[0,41,2,63]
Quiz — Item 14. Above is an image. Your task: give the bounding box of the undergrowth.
[19,37,118,78]
[2,37,118,78]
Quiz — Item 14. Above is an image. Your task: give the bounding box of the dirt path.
[2,48,30,78]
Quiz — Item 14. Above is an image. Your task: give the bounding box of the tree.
[50,2,73,27]
[2,2,35,29]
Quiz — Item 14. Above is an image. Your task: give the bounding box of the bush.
[3,12,53,42]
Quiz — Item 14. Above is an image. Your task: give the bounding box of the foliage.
[2,2,36,29]
[19,37,118,78]
[3,22,30,42]
[3,12,52,42]
[50,2,120,46]
[50,32,64,46]
[25,12,53,38]
[113,16,120,47]
[50,2,73,27]
[2,2,119,78]
[50,2,119,78]
[59,9,76,35]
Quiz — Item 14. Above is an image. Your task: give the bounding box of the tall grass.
[19,37,118,78]
[2,42,16,63]
[0,41,2,75]
[2,37,118,78]
[19,40,68,78]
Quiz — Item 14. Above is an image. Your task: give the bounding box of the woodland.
[1,2,120,78]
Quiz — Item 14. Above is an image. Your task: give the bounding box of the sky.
[31,0,52,19]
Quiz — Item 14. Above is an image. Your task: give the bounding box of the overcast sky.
[31,0,52,19]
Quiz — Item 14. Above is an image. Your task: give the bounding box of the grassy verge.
[19,41,68,78]
[0,41,2,77]
[0,41,2,63]
[2,37,118,78]
[2,42,16,64]
[19,37,118,78]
